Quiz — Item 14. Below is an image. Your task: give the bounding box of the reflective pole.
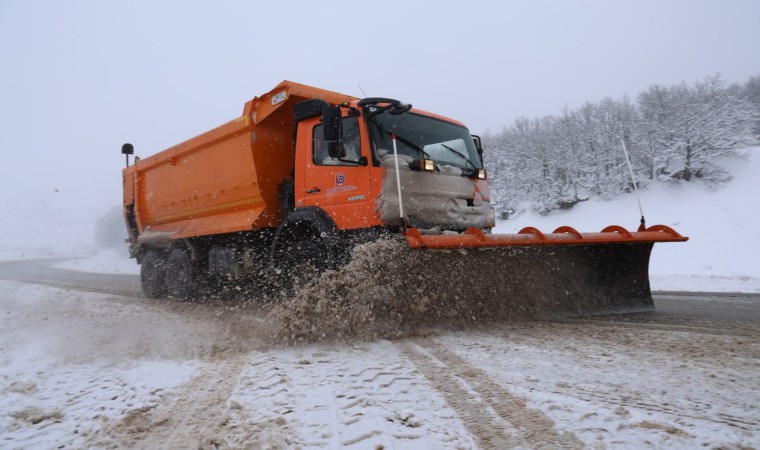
[621,140,646,230]
[392,134,405,225]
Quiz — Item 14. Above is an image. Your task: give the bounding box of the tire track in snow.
[281,344,477,449]
[90,352,251,449]
[545,381,760,432]
[221,352,301,448]
[441,322,760,442]
[397,339,584,450]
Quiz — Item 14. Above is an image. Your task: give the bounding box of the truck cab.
[290,98,495,235]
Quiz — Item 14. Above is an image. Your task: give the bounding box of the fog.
[1,0,758,253]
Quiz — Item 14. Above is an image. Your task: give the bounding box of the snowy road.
[2,258,759,322]
[0,258,139,297]
[1,259,759,449]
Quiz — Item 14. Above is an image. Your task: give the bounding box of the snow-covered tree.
[741,75,760,137]
[485,73,760,216]
[639,74,758,183]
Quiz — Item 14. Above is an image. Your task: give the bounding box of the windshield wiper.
[440,143,477,170]
[385,130,433,160]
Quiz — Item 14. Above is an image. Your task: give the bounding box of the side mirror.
[472,135,484,164]
[471,135,482,151]
[322,104,342,142]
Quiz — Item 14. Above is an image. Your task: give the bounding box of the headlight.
[412,159,436,172]
[475,169,487,180]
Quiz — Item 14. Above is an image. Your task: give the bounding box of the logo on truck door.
[326,172,357,195]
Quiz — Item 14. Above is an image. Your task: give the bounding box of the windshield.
[366,111,483,170]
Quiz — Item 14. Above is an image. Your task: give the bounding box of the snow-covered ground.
[1,277,758,449]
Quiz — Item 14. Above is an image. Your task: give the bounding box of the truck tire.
[165,249,194,300]
[140,250,166,299]
[278,240,326,291]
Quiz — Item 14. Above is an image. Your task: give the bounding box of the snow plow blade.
[404,225,688,315]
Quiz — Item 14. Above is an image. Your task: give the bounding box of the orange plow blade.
[403,225,688,315]
[405,224,687,249]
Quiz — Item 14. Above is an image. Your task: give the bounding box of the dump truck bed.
[123,81,357,242]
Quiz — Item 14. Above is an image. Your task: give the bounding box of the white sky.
[1,0,759,223]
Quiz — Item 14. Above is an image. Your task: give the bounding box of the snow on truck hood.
[376,154,495,231]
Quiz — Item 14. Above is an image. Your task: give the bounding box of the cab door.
[295,114,376,230]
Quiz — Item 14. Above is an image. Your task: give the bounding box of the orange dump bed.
[124,81,357,241]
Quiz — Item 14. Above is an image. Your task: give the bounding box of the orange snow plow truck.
[122,80,687,313]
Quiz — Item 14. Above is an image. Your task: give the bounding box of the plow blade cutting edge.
[403,225,688,315]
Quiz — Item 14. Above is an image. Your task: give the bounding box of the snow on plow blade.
[404,225,688,315]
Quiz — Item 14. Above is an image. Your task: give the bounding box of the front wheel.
[140,250,166,299]
[277,240,327,291]
[165,249,194,300]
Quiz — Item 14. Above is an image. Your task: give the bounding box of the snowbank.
[495,147,760,293]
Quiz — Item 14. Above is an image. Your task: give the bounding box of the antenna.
[358,84,368,97]
[620,140,646,231]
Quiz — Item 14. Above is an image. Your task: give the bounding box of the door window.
[313,116,363,166]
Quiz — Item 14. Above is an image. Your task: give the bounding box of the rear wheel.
[140,250,166,299]
[165,249,194,300]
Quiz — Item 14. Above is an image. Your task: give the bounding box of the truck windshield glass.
[366,111,482,170]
